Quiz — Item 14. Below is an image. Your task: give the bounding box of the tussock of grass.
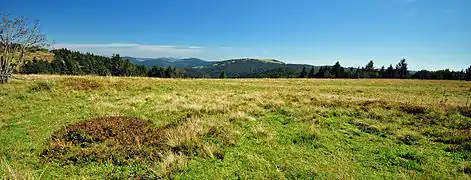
[63,78,100,91]
[29,81,53,92]
[396,132,421,145]
[349,120,382,135]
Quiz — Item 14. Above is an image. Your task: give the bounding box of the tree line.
[297,59,471,81]
[20,49,471,81]
[21,49,184,78]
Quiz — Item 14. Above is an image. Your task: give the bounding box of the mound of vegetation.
[41,116,163,166]
[40,116,228,178]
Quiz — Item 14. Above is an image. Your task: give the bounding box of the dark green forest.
[20,48,471,80]
[22,49,183,78]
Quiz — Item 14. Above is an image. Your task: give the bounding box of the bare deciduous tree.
[0,13,48,83]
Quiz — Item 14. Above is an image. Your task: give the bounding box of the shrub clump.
[400,104,427,115]
[350,120,381,135]
[457,106,471,118]
[41,116,163,165]
[41,115,229,175]
[397,133,420,145]
[30,81,52,92]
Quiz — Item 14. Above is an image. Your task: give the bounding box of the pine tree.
[353,67,360,79]
[298,67,307,78]
[380,66,385,78]
[465,65,471,81]
[315,66,324,78]
[365,60,374,72]
[386,65,394,78]
[164,66,174,78]
[219,71,227,79]
[396,58,408,78]
[308,66,315,78]
[332,61,342,78]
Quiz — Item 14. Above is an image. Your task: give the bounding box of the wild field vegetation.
[1,75,470,179]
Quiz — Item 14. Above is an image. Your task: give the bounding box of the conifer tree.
[308,66,315,78]
[332,61,343,78]
[298,67,307,78]
[219,71,227,79]
[396,58,408,78]
[465,65,471,81]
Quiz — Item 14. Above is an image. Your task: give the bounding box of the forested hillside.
[21,49,183,78]
[17,48,471,80]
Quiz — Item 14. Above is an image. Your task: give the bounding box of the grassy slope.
[1,75,470,179]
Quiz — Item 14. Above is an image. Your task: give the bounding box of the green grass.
[1,75,471,179]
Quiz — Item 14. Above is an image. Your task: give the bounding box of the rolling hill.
[125,56,320,78]
[184,58,317,78]
[123,56,211,68]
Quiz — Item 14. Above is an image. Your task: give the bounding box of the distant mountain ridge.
[185,58,311,78]
[122,56,211,68]
[124,56,321,78]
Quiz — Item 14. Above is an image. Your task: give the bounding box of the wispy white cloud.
[187,46,203,49]
[53,43,204,58]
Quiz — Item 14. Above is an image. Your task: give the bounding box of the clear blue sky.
[2,0,470,70]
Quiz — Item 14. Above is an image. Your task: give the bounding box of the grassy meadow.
[1,75,471,179]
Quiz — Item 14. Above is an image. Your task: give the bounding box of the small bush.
[400,104,426,115]
[41,116,163,166]
[350,120,381,135]
[29,82,52,92]
[41,115,227,178]
[397,133,420,145]
[457,106,471,118]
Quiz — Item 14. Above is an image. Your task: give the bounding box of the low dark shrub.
[41,116,163,165]
[397,134,420,145]
[30,81,52,92]
[400,104,426,115]
[458,106,471,118]
[350,121,381,135]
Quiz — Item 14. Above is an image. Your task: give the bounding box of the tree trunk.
[0,76,8,84]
